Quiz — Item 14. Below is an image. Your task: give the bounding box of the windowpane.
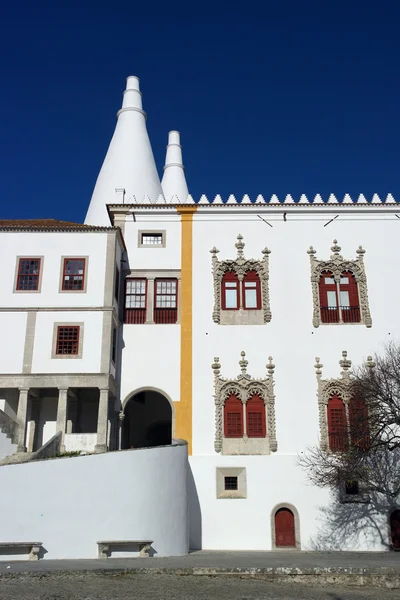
[225,282,237,288]
[224,476,238,491]
[17,258,40,291]
[63,259,85,291]
[340,291,350,307]
[325,277,335,284]
[225,289,238,309]
[244,289,257,308]
[141,233,163,245]
[56,326,80,355]
[327,291,337,308]
[124,279,147,324]
[245,282,257,288]
[340,277,349,284]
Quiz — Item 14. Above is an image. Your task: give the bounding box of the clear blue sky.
[1,1,399,221]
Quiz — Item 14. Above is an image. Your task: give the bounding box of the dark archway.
[390,510,400,550]
[275,508,296,548]
[122,390,172,450]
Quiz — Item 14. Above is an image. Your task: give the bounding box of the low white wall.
[64,433,97,452]
[0,441,188,560]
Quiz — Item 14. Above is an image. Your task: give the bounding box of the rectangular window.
[154,279,178,324]
[56,326,80,355]
[226,412,243,437]
[340,291,350,307]
[62,258,85,291]
[114,266,120,301]
[16,258,41,291]
[244,282,258,309]
[247,412,264,436]
[327,291,338,308]
[141,233,163,245]
[125,279,147,324]
[224,476,238,491]
[224,282,238,309]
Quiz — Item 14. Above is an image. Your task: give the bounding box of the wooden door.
[390,510,400,550]
[275,508,295,547]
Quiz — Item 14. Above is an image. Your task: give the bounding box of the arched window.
[349,396,370,449]
[221,272,240,310]
[319,271,339,323]
[327,395,348,452]
[243,270,261,310]
[246,394,266,437]
[339,271,360,323]
[224,394,243,437]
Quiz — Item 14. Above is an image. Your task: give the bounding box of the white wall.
[0,441,188,559]
[123,213,181,270]
[0,313,27,374]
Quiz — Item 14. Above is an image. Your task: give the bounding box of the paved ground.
[0,550,399,573]
[0,573,397,600]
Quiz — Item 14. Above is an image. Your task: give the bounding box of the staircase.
[0,409,18,461]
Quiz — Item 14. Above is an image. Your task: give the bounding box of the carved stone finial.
[366,355,376,369]
[235,234,245,258]
[239,351,248,375]
[212,357,221,376]
[210,246,219,257]
[331,239,341,256]
[261,247,271,256]
[339,350,352,372]
[307,246,316,256]
[267,356,275,376]
[315,357,323,376]
[356,245,366,257]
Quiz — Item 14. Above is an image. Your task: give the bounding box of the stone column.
[95,388,110,453]
[16,388,29,453]
[56,388,68,453]
[146,278,155,323]
[27,398,40,453]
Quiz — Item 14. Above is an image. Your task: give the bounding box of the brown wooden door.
[390,510,400,549]
[275,508,295,547]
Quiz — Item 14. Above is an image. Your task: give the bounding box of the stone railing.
[0,409,17,442]
[30,431,62,461]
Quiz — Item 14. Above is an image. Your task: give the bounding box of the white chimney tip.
[168,131,181,145]
[126,76,140,91]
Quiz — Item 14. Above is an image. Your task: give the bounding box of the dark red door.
[390,510,400,550]
[275,508,295,547]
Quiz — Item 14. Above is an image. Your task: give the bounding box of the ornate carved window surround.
[314,351,375,451]
[307,240,372,328]
[212,351,277,455]
[210,234,271,325]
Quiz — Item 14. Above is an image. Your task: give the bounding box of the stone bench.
[97,540,153,559]
[0,542,42,560]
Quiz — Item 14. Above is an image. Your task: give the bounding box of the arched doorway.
[274,508,296,548]
[390,510,400,550]
[122,389,172,450]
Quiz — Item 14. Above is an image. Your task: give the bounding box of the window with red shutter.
[339,271,360,323]
[16,258,41,291]
[154,279,178,324]
[246,394,266,437]
[349,396,370,449]
[224,394,243,437]
[243,270,261,310]
[327,395,349,452]
[221,271,240,310]
[319,271,339,323]
[125,279,147,324]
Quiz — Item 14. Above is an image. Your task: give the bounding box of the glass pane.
[340,291,350,307]
[325,277,335,284]
[225,282,237,288]
[340,277,349,284]
[327,291,337,308]
[245,282,257,288]
[245,289,257,308]
[225,289,238,309]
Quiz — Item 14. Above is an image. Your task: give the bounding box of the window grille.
[62,258,85,291]
[125,279,147,324]
[141,233,163,245]
[154,279,178,323]
[224,476,238,490]
[56,326,80,355]
[16,258,40,291]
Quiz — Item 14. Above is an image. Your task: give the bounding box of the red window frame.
[154,278,178,324]
[327,395,349,452]
[243,270,262,310]
[16,258,41,291]
[246,394,266,437]
[319,271,339,323]
[339,271,360,323]
[56,326,80,355]
[224,394,243,437]
[124,278,147,324]
[221,271,240,310]
[349,396,370,449]
[62,258,86,291]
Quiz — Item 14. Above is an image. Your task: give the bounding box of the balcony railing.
[154,308,178,324]
[320,306,361,324]
[124,308,146,324]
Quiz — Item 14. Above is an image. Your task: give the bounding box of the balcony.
[124,308,146,324]
[320,306,361,324]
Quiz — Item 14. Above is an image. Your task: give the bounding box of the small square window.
[138,231,166,248]
[345,481,359,495]
[56,326,80,355]
[224,476,238,491]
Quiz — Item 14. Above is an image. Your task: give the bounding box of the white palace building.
[0,76,398,560]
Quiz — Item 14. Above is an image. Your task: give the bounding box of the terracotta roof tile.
[0,219,92,228]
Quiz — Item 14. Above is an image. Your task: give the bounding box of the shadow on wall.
[187,463,202,551]
[308,450,400,551]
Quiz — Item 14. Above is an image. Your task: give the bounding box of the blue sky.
[1,1,399,221]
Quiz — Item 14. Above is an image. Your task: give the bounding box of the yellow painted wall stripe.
[174,206,197,455]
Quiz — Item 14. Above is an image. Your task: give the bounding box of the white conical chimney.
[161,131,189,204]
[85,76,163,225]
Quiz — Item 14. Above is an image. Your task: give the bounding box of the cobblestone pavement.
[0,573,397,600]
